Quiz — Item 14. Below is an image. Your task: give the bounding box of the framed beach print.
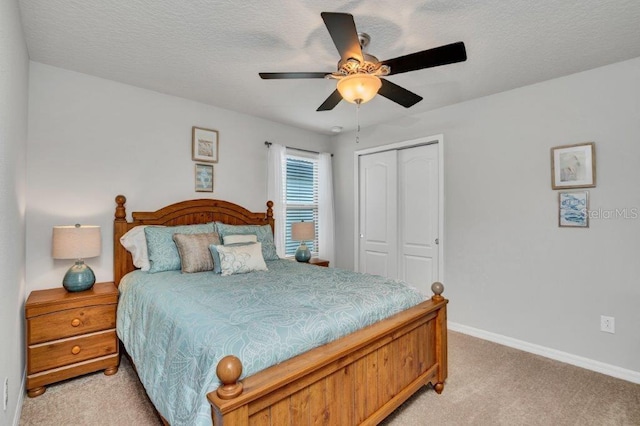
[551,142,595,189]
[558,191,589,228]
[195,163,214,192]
[192,127,219,163]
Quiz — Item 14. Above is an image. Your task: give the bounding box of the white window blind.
[285,153,319,256]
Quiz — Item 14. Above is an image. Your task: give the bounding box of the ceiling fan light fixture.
[336,73,381,104]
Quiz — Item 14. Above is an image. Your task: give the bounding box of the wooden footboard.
[208,285,447,425]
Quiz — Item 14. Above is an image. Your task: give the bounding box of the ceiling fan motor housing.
[334,33,389,78]
[335,56,389,77]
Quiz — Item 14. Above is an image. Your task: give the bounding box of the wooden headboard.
[113,195,274,286]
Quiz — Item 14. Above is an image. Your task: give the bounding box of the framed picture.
[192,127,219,163]
[558,191,589,228]
[551,142,595,189]
[195,163,214,192]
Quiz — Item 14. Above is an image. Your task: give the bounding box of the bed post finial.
[216,355,244,400]
[115,195,127,221]
[266,200,274,233]
[431,281,445,302]
[266,200,274,219]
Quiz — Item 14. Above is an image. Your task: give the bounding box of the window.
[284,152,319,257]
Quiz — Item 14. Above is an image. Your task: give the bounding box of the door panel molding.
[398,144,439,292]
[358,150,398,278]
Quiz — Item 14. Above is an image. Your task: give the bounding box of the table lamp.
[52,224,101,292]
[291,221,314,262]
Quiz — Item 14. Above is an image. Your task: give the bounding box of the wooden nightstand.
[309,258,329,267]
[25,282,120,397]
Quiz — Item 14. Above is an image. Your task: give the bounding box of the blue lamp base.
[62,260,96,292]
[295,243,311,263]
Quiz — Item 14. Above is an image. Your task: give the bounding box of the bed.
[113,195,448,425]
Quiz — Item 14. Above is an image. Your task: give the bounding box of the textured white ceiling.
[18,0,640,135]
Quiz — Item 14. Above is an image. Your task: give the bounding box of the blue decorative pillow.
[215,222,279,260]
[144,224,215,273]
[208,244,222,274]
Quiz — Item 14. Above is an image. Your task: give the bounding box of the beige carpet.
[20,331,640,425]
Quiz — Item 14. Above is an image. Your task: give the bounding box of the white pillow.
[215,242,268,276]
[120,225,163,271]
[223,234,258,245]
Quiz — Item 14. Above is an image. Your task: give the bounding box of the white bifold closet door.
[358,150,398,279]
[358,144,439,295]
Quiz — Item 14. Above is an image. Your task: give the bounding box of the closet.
[357,142,441,295]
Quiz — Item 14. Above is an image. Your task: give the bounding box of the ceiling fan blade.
[377,79,423,108]
[321,12,363,64]
[259,72,329,79]
[381,41,467,76]
[317,90,343,111]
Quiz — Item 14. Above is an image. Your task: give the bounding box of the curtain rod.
[264,141,333,157]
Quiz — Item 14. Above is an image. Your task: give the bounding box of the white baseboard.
[12,370,25,426]
[449,322,640,385]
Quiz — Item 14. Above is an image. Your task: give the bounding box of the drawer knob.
[71,345,81,355]
[71,318,81,327]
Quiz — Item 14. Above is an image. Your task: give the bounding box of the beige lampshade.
[52,225,101,260]
[336,73,382,104]
[291,221,315,242]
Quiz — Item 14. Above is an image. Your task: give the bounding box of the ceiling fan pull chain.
[356,101,361,143]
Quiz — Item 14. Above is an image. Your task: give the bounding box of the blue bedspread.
[116,259,425,425]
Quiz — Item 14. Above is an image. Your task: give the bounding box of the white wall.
[0,0,29,424]
[331,57,640,375]
[26,63,329,293]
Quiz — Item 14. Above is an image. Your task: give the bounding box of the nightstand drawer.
[309,258,329,267]
[28,330,117,374]
[27,304,116,344]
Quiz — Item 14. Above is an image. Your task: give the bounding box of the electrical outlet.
[600,315,615,334]
[3,377,7,411]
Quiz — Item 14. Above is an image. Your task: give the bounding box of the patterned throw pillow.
[144,224,215,273]
[215,223,279,260]
[173,232,221,273]
[215,242,268,276]
[208,237,257,274]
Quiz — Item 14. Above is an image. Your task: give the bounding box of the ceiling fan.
[259,12,467,111]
